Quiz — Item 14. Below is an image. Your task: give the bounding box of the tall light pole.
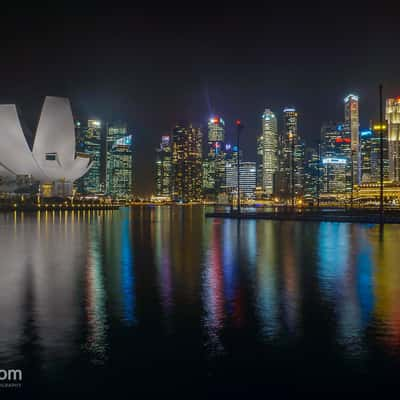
[235,120,243,215]
[379,84,384,222]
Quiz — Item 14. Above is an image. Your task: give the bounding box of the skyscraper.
[203,117,226,198]
[371,121,390,182]
[155,135,172,198]
[76,119,105,194]
[172,124,202,202]
[106,122,133,199]
[360,129,373,183]
[320,122,352,196]
[225,161,257,199]
[344,94,360,185]
[304,147,321,202]
[261,109,278,196]
[386,97,400,181]
[277,108,304,201]
[256,134,263,189]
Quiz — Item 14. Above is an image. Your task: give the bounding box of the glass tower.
[261,109,278,196]
[386,98,400,181]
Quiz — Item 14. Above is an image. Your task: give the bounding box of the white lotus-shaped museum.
[0,96,91,193]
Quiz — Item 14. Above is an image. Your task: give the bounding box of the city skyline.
[0,3,399,195]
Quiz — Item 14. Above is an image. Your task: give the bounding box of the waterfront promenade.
[206,208,400,224]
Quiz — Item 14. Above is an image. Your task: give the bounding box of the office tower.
[321,157,348,195]
[261,109,278,195]
[304,147,321,201]
[386,98,400,181]
[155,135,172,198]
[256,134,263,189]
[344,94,360,185]
[360,129,373,182]
[320,122,352,194]
[203,117,226,198]
[277,108,304,201]
[225,161,257,199]
[371,121,390,182]
[76,119,105,194]
[106,122,133,199]
[172,124,202,202]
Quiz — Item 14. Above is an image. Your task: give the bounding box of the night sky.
[1,2,399,195]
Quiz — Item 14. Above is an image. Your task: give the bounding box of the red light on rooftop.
[235,119,241,126]
[212,117,219,124]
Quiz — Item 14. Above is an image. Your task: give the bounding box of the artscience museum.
[0,96,91,196]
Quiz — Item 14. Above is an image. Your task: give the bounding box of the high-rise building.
[256,134,263,189]
[225,161,257,199]
[386,98,400,181]
[371,121,390,182]
[76,119,105,194]
[155,135,172,198]
[203,117,226,198]
[321,157,348,195]
[172,124,202,202]
[344,94,360,185]
[106,122,133,199]
[304,147,321,201]
[320,122,352,196]
[361,129,374,183]
[277,108,304,201]
[261,109,278,196]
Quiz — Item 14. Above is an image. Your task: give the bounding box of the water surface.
[1,206,400,395]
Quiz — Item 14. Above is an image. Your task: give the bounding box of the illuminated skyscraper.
[322,157,348,195]
[277,108,304,201]
[225,161,257,199]
[304,147,321,201]
[344,94,360,185]
[360,129,373,183]
[203,116,226,198]
[76,119,105,194]
[261,109,278,195]
[386,98,400,181]
[320,122,352,195]
[172,124,202,202]
[155,135,172,197]
[371,121,389,182]
[256,134,263,189]
[106,122,133,199]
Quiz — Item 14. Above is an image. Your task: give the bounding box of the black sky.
[1,1,399,195]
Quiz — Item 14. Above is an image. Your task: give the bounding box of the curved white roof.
[0,97,91,184]
[0,104,47,180]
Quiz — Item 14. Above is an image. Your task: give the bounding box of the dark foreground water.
[1,206,400,396]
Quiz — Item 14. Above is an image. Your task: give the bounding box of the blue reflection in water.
[317,223,374,356]
[120,212,136,326]
[222,220,236,316]
[356,239,374,327]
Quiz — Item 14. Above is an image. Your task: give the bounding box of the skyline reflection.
[1,207,400,393]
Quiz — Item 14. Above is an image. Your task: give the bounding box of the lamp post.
[235,120,243,215]
[379,84,384,223]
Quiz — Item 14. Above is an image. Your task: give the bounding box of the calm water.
[1,206,400,396]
